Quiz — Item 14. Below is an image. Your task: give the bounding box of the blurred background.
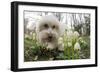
[24,11,90,36]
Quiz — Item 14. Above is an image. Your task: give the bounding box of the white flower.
[73,31,80,39]
[32,33,36,40]
[78,37,83,41]
[58,43,64,51]
[66,30,73,37]
[58,37,63,44]
[78,37,86,44]
[74,42,81,50]
[66,30,74,41]
[58,37,64,51]
[68,42,72,47]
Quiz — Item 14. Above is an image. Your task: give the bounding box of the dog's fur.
[36,15,61,50]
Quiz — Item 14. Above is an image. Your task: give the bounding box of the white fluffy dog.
[36,15,61,50]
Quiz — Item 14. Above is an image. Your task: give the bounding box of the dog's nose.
[48,35,52,39]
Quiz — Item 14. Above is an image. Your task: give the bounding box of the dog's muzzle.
[48,35,53,42]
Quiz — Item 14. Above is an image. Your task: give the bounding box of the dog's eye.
[44,24,48,28]
[52,25,55,29]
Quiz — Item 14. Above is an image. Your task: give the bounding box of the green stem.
[68,48,70,59]
[71,40,75,59]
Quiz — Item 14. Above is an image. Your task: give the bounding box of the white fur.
[36,15,62,50]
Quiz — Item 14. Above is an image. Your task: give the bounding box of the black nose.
[48,35,52,39]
